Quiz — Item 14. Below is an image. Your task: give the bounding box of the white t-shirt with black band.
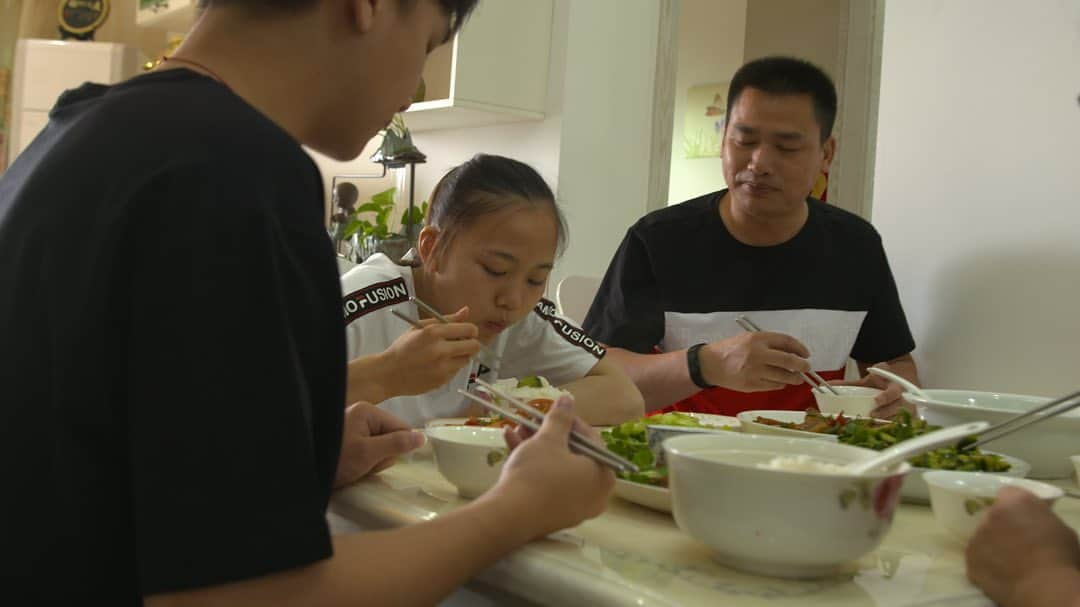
[341,254,606,427]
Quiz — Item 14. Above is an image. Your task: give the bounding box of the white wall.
[666,0,746,204]
[872,0,1080,395]
[554,0,663,286]
[742,0,848,93]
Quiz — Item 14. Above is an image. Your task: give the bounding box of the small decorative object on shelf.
[58,0,110,41]
[370,113,427,261]
[139,0,169,12]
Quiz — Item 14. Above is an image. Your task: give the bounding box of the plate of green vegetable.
[602,412,738,512]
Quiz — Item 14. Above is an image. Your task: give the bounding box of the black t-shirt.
[0,69,345,604]
[583,190,915,414]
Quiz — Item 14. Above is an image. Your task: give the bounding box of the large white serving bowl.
[924,470,1064,542]
[908,390,1080,479]
[737,410,840,442]
[664,433,909,579]
[900,452,1030,503]
[813,385,882,417]
[426,426,508,498]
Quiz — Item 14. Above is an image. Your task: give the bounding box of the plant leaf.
[354,202,384,215]
[371,188,397,206]
[342,218,368,239]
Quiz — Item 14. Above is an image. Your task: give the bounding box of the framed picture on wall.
[683,82,728,159]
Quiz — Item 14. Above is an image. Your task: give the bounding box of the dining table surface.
[330,448,1080,607]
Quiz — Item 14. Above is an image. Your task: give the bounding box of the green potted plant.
[333,187,428,263]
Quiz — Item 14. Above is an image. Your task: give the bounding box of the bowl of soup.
[664,432,909,579]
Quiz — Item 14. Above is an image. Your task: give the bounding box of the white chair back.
[555,275,601,324]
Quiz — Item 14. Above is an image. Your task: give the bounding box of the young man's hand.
[334,403,425,488]
[966,486,1080,606]
[484,396,614,540]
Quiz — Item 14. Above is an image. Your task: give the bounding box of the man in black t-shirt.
[584,57,920,418]
[0,1,615,605]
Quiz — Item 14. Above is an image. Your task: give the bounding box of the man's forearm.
[145,491,533,607]
[859,354,920,386]
[605,347,701,412]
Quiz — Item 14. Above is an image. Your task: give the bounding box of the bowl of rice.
[664,432,909,579]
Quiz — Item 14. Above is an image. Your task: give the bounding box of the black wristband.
[686,343,714,389]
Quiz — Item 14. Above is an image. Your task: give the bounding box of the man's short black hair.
[726,56,838,142]
[197,0,478,35]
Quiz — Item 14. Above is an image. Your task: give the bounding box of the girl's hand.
[381,306,482,396]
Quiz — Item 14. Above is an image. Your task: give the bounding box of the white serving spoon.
[868,366,931,401]
[846,421,990,475]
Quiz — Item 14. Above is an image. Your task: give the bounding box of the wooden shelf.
[404,98,544,132]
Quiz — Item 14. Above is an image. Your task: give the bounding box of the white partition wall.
[871,0,1080,395]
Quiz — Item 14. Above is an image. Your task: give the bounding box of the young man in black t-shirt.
[0,1,614,604]
[585,56,920,419]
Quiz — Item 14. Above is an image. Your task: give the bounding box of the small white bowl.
[910,389,1080,478]
[664,432,909,579]
[813,385,882,417]
[426,425,508,498]
[923,470,1064,542]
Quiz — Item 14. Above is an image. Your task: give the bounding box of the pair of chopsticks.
[734,315,840,395]
[390,296,502,367]
[456,378,640,475]
[961,387,1080,451]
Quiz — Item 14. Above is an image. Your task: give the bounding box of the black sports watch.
[686,343,715,389]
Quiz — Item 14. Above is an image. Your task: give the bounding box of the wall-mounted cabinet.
[136,0,197,32]
[404,0,553,132]
[131,0,553,132]
[8,40,143,163]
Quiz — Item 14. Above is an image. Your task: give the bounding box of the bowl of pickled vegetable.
[745,409,1030,502]
[908,389,1080,479]
[833,410,1029,502]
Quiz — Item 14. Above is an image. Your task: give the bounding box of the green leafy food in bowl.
[516,375,544,388]
[838,410,1011,472]
[601,413,729,487]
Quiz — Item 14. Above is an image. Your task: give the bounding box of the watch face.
[59,0,111,35]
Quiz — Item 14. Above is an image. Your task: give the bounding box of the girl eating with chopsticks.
[339,154,644,427]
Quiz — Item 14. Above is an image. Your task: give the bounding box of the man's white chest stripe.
[661,309,867,371]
